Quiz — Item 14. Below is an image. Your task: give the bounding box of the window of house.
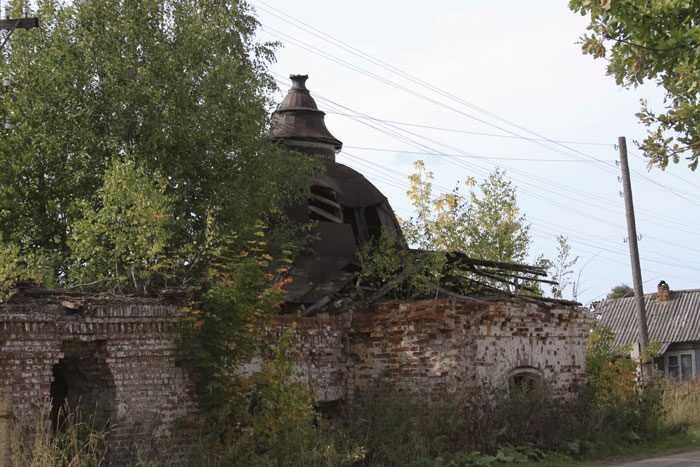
[665,351,696,381]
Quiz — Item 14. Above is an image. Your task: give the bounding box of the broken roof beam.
[465,269,541,291]
[445,253,548,276]
[469,268,559,285]
[368,271,407,303]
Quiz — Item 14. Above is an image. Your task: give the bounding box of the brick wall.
[0,298,198,465]
[291,298,592,402]
[1,294,592,465]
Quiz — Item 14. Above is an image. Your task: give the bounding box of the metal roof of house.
[596,288,700,347]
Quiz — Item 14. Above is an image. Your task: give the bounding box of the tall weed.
[11,401,109,467]
[662,378,700,429]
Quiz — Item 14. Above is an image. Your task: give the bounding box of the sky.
[251,0,700,307]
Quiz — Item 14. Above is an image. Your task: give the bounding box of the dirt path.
[587,447,700,467]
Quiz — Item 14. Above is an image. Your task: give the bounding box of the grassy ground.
[11,378,700,466]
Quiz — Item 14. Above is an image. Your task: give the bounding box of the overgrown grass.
[570,377,700,464]
[12,378,700,466]
[663,378,700,428]
[302,377,700,466]
[11,402,108,467]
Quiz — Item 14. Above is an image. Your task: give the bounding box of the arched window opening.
[508,367,543,396]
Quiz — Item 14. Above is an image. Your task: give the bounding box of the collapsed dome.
[271,74,404,305]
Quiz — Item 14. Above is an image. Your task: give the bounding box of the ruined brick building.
[0,75,593,465]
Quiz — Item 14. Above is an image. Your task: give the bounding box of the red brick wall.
[290,298,592,402]
[1,295,592,465]
[0,298,198,465]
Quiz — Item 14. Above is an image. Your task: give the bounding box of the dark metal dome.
[271,74,342,151]
[272,74,403,307]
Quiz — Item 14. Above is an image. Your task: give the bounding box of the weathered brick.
[1,295,592,465]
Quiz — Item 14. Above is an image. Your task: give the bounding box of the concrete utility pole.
[618,136,652,381]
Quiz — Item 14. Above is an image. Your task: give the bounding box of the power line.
[253,0,619,166]
[256,4,628,175]
[344,145,617,163]
[262,26,620,173]
[326,112,613,147]
[313,91,700,235]
[342,151,700,272]
[289,80,700,233]
[260,16,700,211]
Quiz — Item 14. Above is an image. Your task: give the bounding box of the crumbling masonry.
[0,294,197,465]
[0,292,591,465]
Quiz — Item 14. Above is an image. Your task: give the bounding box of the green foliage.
[68,157,173,293]
[178,234,290,410]
[401,162,532,265]
[0,234,56,301]
[399,161,549,294]
[358,229,448,299]
[569,0,700,170]
[246,323,317,464]
[0,0,317,288]
[550,235,578,300]
[607,284,634,299]
[586,324,637,404]
[466,169,531,265]
[308,385,578,467]
[178,229,317,465]
[584,324,669,453]
[401,160,474,252]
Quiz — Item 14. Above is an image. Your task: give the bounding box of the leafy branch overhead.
[570,0,700,170]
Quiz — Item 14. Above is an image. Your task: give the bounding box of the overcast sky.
[252,0,700,307]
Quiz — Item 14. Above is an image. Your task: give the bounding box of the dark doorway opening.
[49,341,115,434]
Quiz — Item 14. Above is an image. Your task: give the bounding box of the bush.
[309,383,581,466]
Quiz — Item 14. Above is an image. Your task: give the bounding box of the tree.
[401,160,474,252]
[177,232,317,464]
[401,162,532,264]
[466,169,531,265]
[569,0,700,171]
[607,284,634,300]
[399,162,547,294]
[551,235,579,300]
[586,323,637,405]
[68,157,173,293]
[0,0,316,292]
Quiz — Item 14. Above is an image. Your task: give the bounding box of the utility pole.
[0,4,38,134]
[618,136,652,381]
[0,4,39,53]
